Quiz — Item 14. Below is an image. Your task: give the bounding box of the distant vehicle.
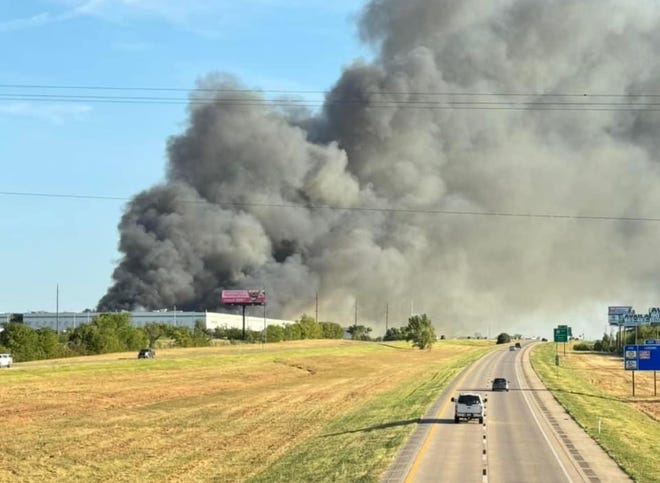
[0,353,13,368]
[451,393,486,424]
[137,348,155,359]
[491,377,509,392]
[541,337,548,342]
[509,346,517,351]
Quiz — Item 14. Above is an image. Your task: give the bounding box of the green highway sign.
[554,326,569,342]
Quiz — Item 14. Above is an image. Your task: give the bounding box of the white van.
[0,353,13,368]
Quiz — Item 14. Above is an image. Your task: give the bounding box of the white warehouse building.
[2,311,292,332]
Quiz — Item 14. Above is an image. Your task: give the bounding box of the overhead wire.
[3,83,660,110]
[0,190,658,223]
[3,84,660,221]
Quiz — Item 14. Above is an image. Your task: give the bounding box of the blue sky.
[0,0,371,313]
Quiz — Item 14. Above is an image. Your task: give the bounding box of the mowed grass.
[0,339,493,482]
[530,343,660,482]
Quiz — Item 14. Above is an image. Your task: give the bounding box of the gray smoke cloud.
[100,0,660,337]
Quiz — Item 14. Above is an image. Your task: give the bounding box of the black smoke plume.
[100,0,660,336]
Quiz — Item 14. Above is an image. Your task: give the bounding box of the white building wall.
[6,311,292,332]
[205,312,289,332]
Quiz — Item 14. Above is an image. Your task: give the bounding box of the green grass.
[530,343,660,482]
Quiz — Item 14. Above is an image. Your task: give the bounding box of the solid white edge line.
[514,347,574,483]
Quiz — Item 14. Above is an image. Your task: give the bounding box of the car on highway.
[0,353,13,368]
[509,345,517,351]
[451,393,486,424]
[137,348,155,359]
[491,377,509,391]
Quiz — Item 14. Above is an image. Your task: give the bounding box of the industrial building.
[1,311,291,333]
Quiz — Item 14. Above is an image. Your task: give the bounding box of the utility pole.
[56,284,59,334]
[385,303,389,334]
[315,292,319,322]
[354,299,358,328]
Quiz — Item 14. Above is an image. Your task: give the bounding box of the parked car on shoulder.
[137,348,155,359]
[0,353,13,368]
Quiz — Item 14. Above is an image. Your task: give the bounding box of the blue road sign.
[624,344,660,371]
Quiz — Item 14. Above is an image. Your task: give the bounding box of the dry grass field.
[566,349,659,420]
[0,339,493,482]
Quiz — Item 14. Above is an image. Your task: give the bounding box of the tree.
[67,313,146,354]
[36,328,67,359]
[383,327,408,341]
[348,325,372,341]
[319,321,344,339]
[265,324,284,342]
[283,323,302,341]
[496,333,511,345]
[0,322,40,361]
[142,322,168,348]
[298,314,322,339]
[405,314,436,350]
[192,320,211,346]
[167,326,194,347]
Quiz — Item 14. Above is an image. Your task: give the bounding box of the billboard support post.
[221,290,266,340]
[242,305,246,339]
[263,295,267,346]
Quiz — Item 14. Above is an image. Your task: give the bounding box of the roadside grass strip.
[530,343,660,483]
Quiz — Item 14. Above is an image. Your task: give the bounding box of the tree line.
[0,313,349,363]
[574,325,660,353]
[0,312,441,363]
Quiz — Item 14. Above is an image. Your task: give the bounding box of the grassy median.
[530,342,660,482]
[0,339,493,482]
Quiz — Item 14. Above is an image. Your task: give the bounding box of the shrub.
[573,342,593,351]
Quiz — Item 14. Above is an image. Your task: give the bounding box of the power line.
[4,94,660,112]
[4,94,660,111]
[1,190,659,222]
[3,82,660,98]
[5,84,660,111]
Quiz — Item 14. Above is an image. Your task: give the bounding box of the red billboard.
[221,289,266,306]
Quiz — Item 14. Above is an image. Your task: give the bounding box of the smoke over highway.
[99,0,660,336]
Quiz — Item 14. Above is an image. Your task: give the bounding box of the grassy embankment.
[0,339,494,482]
[530,342,660,482]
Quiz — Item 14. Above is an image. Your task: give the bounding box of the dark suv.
[138,348,155,359]
[491,377,509,391]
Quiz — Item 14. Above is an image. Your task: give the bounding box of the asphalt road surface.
[382,343,632,483]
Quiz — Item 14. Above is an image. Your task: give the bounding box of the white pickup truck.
[0,353,13,368]
[451,392,486,423]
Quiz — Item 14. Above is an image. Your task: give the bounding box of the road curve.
[381,343,631,483]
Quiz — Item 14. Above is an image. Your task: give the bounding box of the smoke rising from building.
[99,0,660,336]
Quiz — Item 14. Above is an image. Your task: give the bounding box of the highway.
[382,343,631,483]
